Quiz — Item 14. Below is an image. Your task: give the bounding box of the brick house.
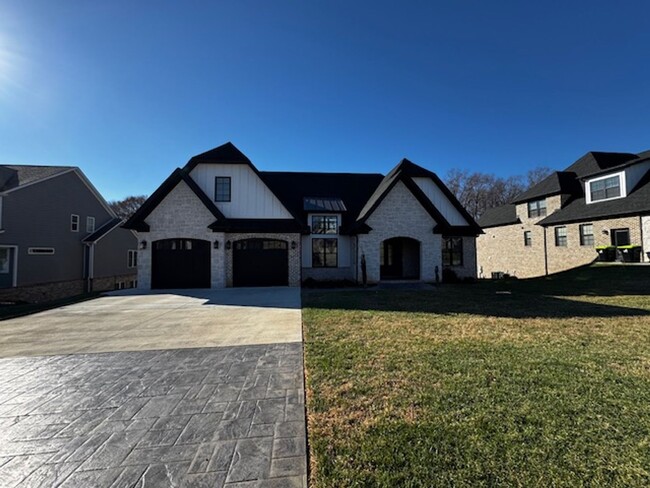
[477,151,650,278]
[124,142,481,289]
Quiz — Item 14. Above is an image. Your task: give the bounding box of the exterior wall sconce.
[214,241,220,249]
[225,241,232,250]
[139,240,147,250]
[602,229,609,235]
[291,241,297,250]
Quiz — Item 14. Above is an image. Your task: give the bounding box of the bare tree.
[109,195,147,220]
[445,167,552,220]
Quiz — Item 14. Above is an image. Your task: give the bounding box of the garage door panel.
[152,239,210,289]
[233,239,288,287]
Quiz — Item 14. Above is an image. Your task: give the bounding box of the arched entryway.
[380,237,420,280]
[151,238,211,289]
[233,238,288,287]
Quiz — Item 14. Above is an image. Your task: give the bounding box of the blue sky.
[1,1,649,200]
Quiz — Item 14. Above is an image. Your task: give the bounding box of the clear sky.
[1,1,649,200]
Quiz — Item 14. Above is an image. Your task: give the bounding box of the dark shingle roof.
[564,151,638,178]
[478,204,520,228]
[0,165,72,192]
[538,170,650,226]
[512,171,582,204]
[184,142,252,172]
[260,172,384,232]
[83,218,124,243]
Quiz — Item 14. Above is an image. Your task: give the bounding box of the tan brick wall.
[444,236,477,279]
[224,233,302,287]
[642,216,650,263]
[545,216,643,274]
[477,223,546,278]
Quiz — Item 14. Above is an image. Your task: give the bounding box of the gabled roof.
[123,168,226,231]
[354,159,482,235]
[538,170,650,226]
[183,142,252,172]
[478,204,521,229]
[0,165,74,192]
[511,171,582,204]
[564,151,639,178]
[83,218,124,243]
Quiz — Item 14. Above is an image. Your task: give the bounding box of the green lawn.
[303,264,650,487]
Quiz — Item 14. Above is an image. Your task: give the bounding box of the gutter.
[543,227,549,276]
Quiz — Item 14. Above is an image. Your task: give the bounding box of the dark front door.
[380,239,403,279]
[233,239,288,287]
[152,239,210,289]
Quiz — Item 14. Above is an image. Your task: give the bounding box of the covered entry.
[151,238,210,289]
[233,238,288,287]
[380,237,420,280]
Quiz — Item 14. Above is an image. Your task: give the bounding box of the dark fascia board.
[537,209,645,227]
[83,218,124,243]
[122,168,226,231]
[479,217,522,230]
[400,159,483,233]
[438,225,484,237]
[209,218,308,234]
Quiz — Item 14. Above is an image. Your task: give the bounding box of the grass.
[302,264,650,487]
[0,292,100,320]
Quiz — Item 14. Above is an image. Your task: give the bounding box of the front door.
[0,247,14,289]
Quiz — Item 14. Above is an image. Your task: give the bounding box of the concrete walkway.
[0,288,306,487]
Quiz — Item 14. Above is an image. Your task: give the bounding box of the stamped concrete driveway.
[0,288,306,487]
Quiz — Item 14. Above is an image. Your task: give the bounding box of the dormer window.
[312,215,338,234]
[527,199,547,218]
[589,175,621,202]
[214,177,231,202]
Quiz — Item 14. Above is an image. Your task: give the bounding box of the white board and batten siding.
[412,177,468,226]
[189,164,292,219]
[301,213,352,268]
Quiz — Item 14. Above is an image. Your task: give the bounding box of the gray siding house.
[124,142,481,289]
[0,165,138,302]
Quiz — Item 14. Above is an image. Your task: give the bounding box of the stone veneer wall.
[357,181,441,283]
[545,216,643,274]
[0,273,136,304]
[136,181,226,289]
[225,233,302,287]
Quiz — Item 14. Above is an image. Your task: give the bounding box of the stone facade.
[357,181,442,283]
[136,181,226,289]
[225,232,302,287]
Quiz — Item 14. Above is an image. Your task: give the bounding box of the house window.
[0,248,9,274]
[71,214,79,232]
[611,228,630,246]
[127,250,138,268]
[214,177,231,202]
[590,175,621,202]
[86,216,95,233]
[579,224,594,246]
[527,199,547,218]
[311,215,338,234]
[554,226,567,247]
[28,247,55,255]
[442,237,463,266]
[312,238,337,267]
[524,231,532,247]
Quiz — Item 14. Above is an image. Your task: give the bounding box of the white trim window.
[28,247,55,255]
[127,250,137,268]
[588,173,624,203]
[71,214,80,232]
[86,216,95,233]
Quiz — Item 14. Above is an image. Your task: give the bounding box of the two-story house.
[124,142,482,288]
[477,150,650,278]
[0,165,139,302]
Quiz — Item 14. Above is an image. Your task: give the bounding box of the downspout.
[87,243,95,293]
[543,226,549,276]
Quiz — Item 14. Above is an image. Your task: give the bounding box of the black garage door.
[233,239,288,287]
[152,239,210,289]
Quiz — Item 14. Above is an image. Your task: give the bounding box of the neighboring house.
[123,142,481,289]
[0,165,138,302]
[477,150,650,278]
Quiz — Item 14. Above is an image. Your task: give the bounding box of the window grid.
[71,214,79,232]
[214,177,231,202]
[312,238,337,268]
[442,237,463,266]
[127,250,138,268]
[590,175,621,202]
[524,231,532,247]
[555,226,567,247]
[579,224,594,246]
[311,215,338,234]
[527,199,547,218]
[86,216,95,233]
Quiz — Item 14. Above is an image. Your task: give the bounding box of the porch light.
[602,229,609,235]
[214,240,220,249]
[226,240,232,250]
[291,241,297,250]
[139,240,147,250]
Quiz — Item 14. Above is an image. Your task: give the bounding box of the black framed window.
[127,250,138,268]
[311,215,338,234]
[214,177,231,202]
[579,224,594,246]
[527,199,547,218]
[524,231,532,246]
[312,238,337,267]
[555,226,567,247]
[611,228,630,246]
[442,237,463,266]
[590,175,621,202]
